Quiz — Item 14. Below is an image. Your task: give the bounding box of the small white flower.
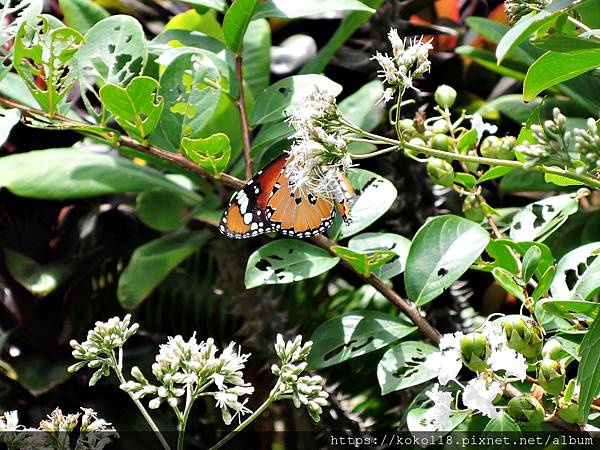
[426,350,462,386]
[215,390,252,425]
[471,113,498,140]
[388,28,404,57]
[423,384,454,430]
[440,331,464,351]
[0,411,19,431]
[488,346,527,381]
[462,378,502,419]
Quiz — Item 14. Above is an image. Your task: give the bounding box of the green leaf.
[117,231,211,308]
[544,171,585,187]
[136,188,191,232]
[509,193,579,242]
[479,166,514,183]
[332,246,396,277]
[14,16,83,116]
[496,0,578,63]
[551,242,600,300]
[181,133,231,177]
[533,35,600,52]
[524,49,600,101]
[455,46,527,80]
[540,299,600,322]
[99,76,163,141]
[254,0,374,19]
[58,0,109,34]
[577,313,600,424]
[251,74,342,126]
[0,108,21,146]
[223,0,258,53]
[405,215,490,306]
[348,232,411,279]
[307,310,416,369]
[339,80,385,132]
[153,52,225,150]
[245,239,339,289]
[377,341,437,394]
[483,411,520,432]
[0,148,200,203]
[4,249,68,297]
[75,15,147,118]
[179,0,227,12]
[242,19,271,99]
[492,267,526,301]
[522,245,542,283]
[339,169,397,238]
[151,29,225,55]
[0,0,43,83]
[407,408,470,433]
[484,240,553,277]
[300,0,382,74]
[532,265,556,301]
[477,94,542,124]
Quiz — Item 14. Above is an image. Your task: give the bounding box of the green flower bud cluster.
[463,195,485,223]
[460,333,490,372]
[272,334,328,422]
[427,158,454,187]
[505,0,550,24]
[537,358,566,396]
[574,118,600,174]
[516,108,571,168]
[68,314,139,385]
[434,85,457,109]
[501,317,543,362]
[506,395,545,426]
[480,136,516,160]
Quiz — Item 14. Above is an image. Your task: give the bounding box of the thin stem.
[350,146,397,159]
[110,353,171,450]
[234,54,254,180]
[209,380,281,450]
[177,385,194,450]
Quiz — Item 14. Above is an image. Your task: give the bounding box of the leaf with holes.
[509,193,579,242]
[377,341,437,394]
[332,246,396,278]
[407,408,470,433]
[405,215,490,306]
[14,16,83,116]
[307,311,416,369]
[339,169,397,238]
[222,0,258,53]
[251,74,342,126]
[0,108,21,146]
[153,52,224,151]
[0,0,43,82]
[99,76,163,141]
[182,133,231,178]
[136,188,192,232]
[577,314,600,424]
[245,239,339,289]
[75,15,147,119]
[118,230,211,308]
[551,242,600,300]
[348,232,410,279]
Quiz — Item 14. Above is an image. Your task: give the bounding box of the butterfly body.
[219,154,353,239]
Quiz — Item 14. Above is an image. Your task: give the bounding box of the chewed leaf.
[245,240,339,289]
[551,242,600,300]
[377,341,437,394]
[182,133,231,178]
[332,245,396,278]
[75,15,147,119]
[307,310,416,369]
[348,232,411,279]
[0,0,43,83]
[14,16,83,116]
[509,193,579,242]
[100,76,163,141]
[152,52,224,151]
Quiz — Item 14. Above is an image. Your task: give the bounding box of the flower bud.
[431,120,449,135]
[502,318,543,362]
[506,395,545,426]
[480,136,515,160]
[427,158,454,187]
[463,195,485,223]
[431,134,453,151]
[537,359,566,396]
[460,333,490,372]
[435,85,457,109]
[542,339,562,361]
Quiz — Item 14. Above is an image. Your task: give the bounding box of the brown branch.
[0,95,583,433]
[234,54,254,180]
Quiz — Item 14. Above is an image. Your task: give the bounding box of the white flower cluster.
[422,322,528,429]
[121,335,254,425]
[285,87,353,197]
[471,113,498,141]
[371,29,433,103]
[271,334,329,422]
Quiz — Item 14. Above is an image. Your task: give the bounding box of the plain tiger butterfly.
[219,154,354,239]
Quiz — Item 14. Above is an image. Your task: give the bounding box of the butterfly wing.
[219,154,287,239]
[335,173,355,225]
[266,172,336,238]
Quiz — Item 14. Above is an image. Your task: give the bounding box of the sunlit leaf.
[182,133,231,177]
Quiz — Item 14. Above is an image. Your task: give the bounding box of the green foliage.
[222,0,258,53]
[253,0,374,19]
[58,0,109,34]
[377,341,437,394]
[332,245,396,277]
[577,314,600,424]
[182,133,231,177]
